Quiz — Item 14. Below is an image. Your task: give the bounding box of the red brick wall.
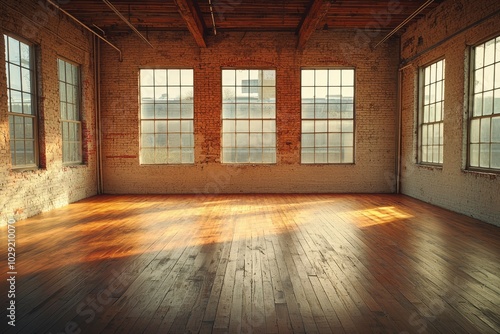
[0,0,98,225]
[400,0,500,226]
[100,29,399,194]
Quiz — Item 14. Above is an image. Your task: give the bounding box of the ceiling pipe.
[102,0,154,48]
[374,0,435,48]
[208,0,217,35]
[46,0,123,61]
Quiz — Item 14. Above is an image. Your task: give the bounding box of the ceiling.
[57,0,443,47]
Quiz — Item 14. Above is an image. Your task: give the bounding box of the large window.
[301,69,354,164]
[5,35,37,168]
[419,59,445,164]
[222,69,276,164]
[469,36,500,170]
[58,59,82,164]
[139,69,194,164]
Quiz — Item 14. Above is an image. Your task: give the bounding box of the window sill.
[10,166,42,173]
[139,163,196,166]
[416,163,443,171]
[462,168,499,179]
[301,163,355,166]
[63,163,87,169]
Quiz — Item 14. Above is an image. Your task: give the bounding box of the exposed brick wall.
[0,0,98,225]
[100,29,399,195]
[400,0,500,226]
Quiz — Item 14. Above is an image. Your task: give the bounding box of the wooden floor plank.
[0,194,499,334]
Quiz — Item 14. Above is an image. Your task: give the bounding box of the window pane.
[328,133,341,147]
[328,147,341,163]
[155,149,168,164]
[329,120,341,132]
[484,65,494,91]
[155,120,167,133]
[315,87,327,102]
[141,87,154,101]
[222,70,235,86]
[302,134,315,147]
[154,69,167,86]
[167,104,180,119]
[168,134,180,147]
[485,39,495,66]
[223,133,235,146]
[480,118,491,142]
[315,120,327,132]
[8,37,20,65]
[168,69,181,85]
[315,70,328,86]
[315,149,327,163]
[181,104,194,119]
[329,70,341,85]
[302,120,314,133]
[14,116,24,139]
[182,148,194,163]
[9,64,21,90]
[302,148,314,163]
[155,134,167,147]
[492,116,500,142]
[302,70,314,86]
[25,117,33,139]
[302,86,314,99]
[141,69,153,86]
[263,133,275,147]
[475,45,484,68]
[249,104,262,119]
[491,144,500,168]
[26,140,35,164]
[483,91,493,115]
[302,104,315,118]
[470,144,479,166]
[480,144,490,167]
[315,134,327,148]
[495,64,500,89]
[342,133,353,146]
[342,147,354,163]
[223,87,236,102]
[342,69,354,86]
[15,141,25,165]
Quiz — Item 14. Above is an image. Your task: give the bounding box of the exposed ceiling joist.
[297,0,332,49]
[173,0,207,48]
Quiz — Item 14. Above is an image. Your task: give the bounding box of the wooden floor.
[1,194,499,334]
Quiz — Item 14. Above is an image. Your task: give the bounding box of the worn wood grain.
[0,194,499,333]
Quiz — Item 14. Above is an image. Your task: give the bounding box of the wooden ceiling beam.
[173,0,207,47]
[297,0,332,49]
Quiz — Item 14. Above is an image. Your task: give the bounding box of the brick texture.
[0,0,97,225]
[400,0,500,226]
[100,29,399,195]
